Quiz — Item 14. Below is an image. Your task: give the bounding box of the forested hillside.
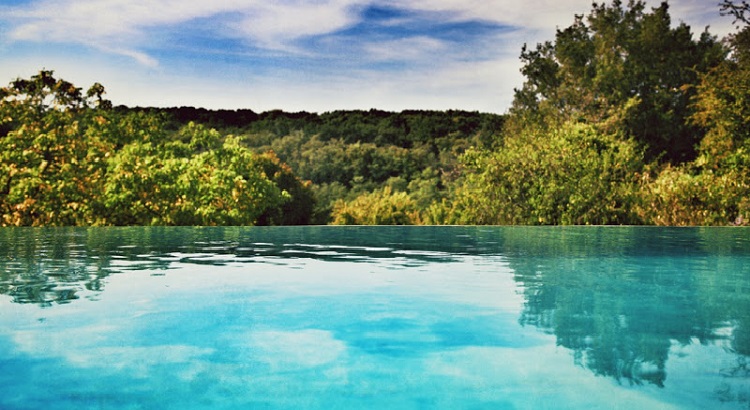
[1,1,748,226]
[122,106,505,224]
[0,72,503,226]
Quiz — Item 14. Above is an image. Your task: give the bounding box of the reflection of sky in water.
[0,227,749,409]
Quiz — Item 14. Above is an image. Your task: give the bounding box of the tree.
[102,123,289,226]
[512,1,725,163]
[254,151,315,225]
[720,0,750,26]
[1,71,313,226]
[635,24,750,226]
[0,70,114,225]
[635,164,749,225]
[689,25,750,173]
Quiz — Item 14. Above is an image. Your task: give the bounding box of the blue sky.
[0,0,737,113]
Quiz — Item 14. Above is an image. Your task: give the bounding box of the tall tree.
[690,26,750,172]
[0,70,113,225]
[512,1,725,163]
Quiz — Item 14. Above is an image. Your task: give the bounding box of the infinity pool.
[0,226,748,409]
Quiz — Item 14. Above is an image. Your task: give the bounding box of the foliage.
[230,112,487,224]
[512,0,725,163]
[101,129,288,226]
[720,0,750,26]
[635,165,749,225]
[254,151,315,225]
[4,3,750,232]
[0,70,114,226]
[689,26,750,173]
[462,0,748,227]
[331,186,422,225]
[0,72,300,226]
[1,70,504,226]
[635,26,750,226]
[446,123,644,225]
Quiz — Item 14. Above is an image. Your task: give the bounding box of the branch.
[720,0,750,25]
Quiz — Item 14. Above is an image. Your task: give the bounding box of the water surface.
[0,226,748,409]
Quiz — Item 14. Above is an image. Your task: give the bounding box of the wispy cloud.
[5,0,251,64]
[3,0,516,66]
[0,0,737,112]
[231,0,365,52]
[363,36,447,62]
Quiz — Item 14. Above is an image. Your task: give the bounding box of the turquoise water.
[0,226,748,409]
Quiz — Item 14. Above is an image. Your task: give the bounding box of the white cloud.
[0,0,737,113]
[5,0,368,61]
[4,0,736,53]
[100,46,160,67]
[6,0,253,65]
[5,1,735,56]
[670,1,737,38]
[231,0,365,51]
[9,0,250,39]
[386,0,586,30]
[363,36,447,62]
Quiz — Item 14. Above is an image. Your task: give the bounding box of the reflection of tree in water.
[0,226,498,307]
[0,228,172,305]
[518,267,677,387]
[504,228,750,393]
[4,226,748,404]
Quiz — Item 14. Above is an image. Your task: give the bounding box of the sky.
[0,0,738,114]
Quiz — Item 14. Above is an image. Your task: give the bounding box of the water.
[0,226,748,409]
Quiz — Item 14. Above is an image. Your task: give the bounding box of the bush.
[447,122,644,225]
[636,166,750,225]
[331,186,421,225]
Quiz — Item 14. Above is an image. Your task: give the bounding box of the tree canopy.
[445,0,749,226]
[0,71,305,226]
[512,0,725,163]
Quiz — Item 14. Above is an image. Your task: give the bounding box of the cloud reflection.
[1,227,749,409]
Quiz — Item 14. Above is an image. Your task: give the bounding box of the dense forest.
[1,0,748,226]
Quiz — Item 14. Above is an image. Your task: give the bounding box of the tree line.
[457,0,749,226]
[1,0,748,226]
